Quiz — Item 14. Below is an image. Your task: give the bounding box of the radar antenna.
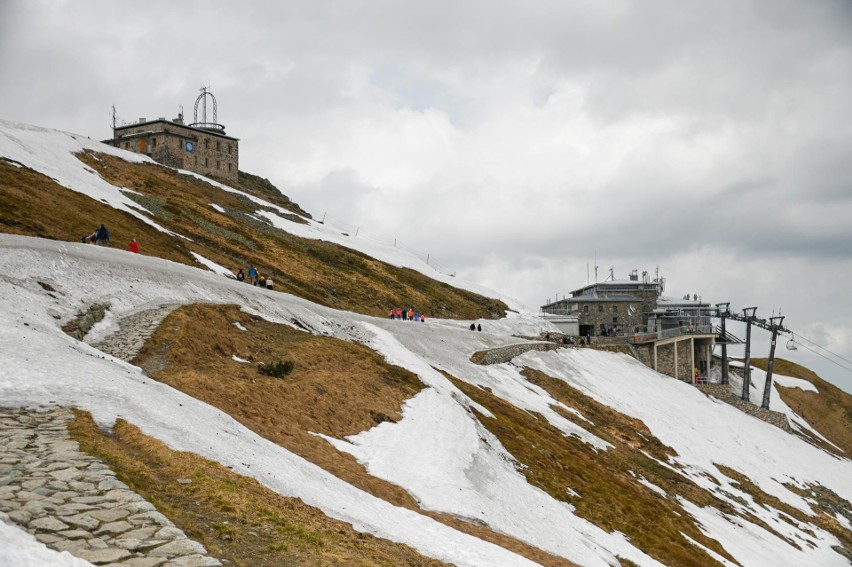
[190,86,226,134]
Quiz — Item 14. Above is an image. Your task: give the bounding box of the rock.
[29,516,70,531]
[149,538,207,557]
[74,547,133,564]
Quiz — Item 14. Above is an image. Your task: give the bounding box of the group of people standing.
[390,306,425,323]
[80,224,139,254]
[236,265,274,290]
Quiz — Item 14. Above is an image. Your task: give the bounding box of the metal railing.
[631,324,714,343]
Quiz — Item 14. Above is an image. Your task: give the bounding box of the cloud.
[3,0,852,390]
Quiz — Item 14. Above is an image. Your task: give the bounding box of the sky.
[1,0,851,392]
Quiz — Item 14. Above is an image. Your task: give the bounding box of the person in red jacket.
[128,239,139,253]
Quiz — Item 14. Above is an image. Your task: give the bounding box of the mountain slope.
[1,120,851,567]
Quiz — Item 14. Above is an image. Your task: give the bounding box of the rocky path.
[2,301,228,567]
[93,305,180,363]
[0,407,222,566]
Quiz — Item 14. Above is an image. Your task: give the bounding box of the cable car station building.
[540,270,718,382]
[105,88,239,181]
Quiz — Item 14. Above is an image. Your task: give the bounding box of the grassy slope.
[132,303,578,567]
[751,357,852,457]
[0,153,507,319]
[69,410,448,567]
[450,365,852,566]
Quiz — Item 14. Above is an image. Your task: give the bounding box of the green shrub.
[257,360,295,378]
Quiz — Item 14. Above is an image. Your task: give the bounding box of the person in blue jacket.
[96,224,110,246]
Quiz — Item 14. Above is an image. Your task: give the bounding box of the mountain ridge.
[1,119,850,566]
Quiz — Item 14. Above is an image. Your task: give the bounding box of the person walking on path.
[128,239,138,253]
[408,307,414,321]
[236,269,245,282]
[96,224,109,246]
[470,323,476,331]
[420,314,425,323]
[477,324,482,332]
[248,266,258,286]
[389,308,395,320]
[265,277,274,290]
[396,307,402,319]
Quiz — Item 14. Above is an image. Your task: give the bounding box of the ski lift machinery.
[786,332,798,351]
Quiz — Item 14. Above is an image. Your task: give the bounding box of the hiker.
[420,314,425,323]
[477,324,482,332]
[395,307,402,319]
[414,310,420,321]
[265,277,274,290]
[469,323,476,331]
[84,231,97,244]
[128,239,138,253]
[236,269,245,282]
[248,266,258,285]
[407,307,414,321]
[96,224,109,246]
[402,308,408,321]
[389,308,395,320]
[258,275,266,288]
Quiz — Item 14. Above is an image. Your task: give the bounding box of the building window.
[612,317,618,324]
[152,138,157,148]
[124,143,128,149]
[598,305,603,312]
[583,305,589,314]
[216,141,221,151]
[227,144,231,154]
[205,158,209,167]
[205,139,209,149]
[227,163,232,173]
[178,140,183,149]
[612,305,618,313]
[216,161,220,170]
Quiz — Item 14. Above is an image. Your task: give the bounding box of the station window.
[217,141,221,151]
[152,138,157,148]
[612,305,618,313]
[205,158,209,167]
[227,144,231,154]
[598,305,603,312]
[583,305,589,314]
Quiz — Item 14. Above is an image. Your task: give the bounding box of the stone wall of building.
[576,300,644,335]
[678,340,695,380]
[111,121,239,181]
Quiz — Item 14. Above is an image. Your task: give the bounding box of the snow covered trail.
[0,234,541,566]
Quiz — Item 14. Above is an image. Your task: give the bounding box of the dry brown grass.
[136,303,581,566]
[449,367,741,567]
[135,303,425,509]
[76,152,508,320]
[2,153,506,319]
[68,409,448,567]
[751,357,852,457]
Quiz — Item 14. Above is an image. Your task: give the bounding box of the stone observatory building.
[106,87,239,181]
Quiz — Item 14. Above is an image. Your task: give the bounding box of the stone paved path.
[0,407,222,566]
[93,305,181,362]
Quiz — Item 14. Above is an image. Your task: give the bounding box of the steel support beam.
[761,316,784,410]
[741,307,757,401]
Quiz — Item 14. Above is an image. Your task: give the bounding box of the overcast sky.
[2,0,852,392]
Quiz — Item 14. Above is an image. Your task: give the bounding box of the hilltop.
[0,119,851,567]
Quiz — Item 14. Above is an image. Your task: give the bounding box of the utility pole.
[761,316,784,410]
[716,302,730,385]
[741,307,757,401]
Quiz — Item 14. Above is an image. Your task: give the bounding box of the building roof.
[569,279,663,297]
[541,294,641,310]
[113,119,239,141]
